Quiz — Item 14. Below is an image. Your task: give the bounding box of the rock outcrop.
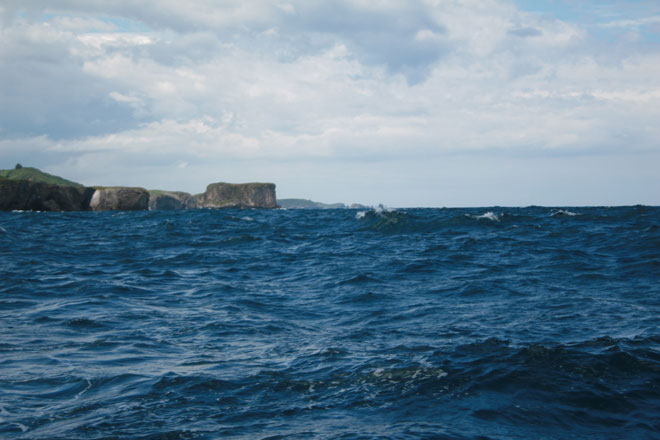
[89,187,150,211]
[149,191,197,210]
[0,180,95,211]
[1,166,282,212]
[196,182,277,209]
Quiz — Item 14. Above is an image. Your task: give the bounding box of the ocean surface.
[1,206,659,440]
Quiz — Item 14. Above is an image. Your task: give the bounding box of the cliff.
[0,180,95,211]
[1,165,281,212]
[90,187,150,211]
[196,182,277,209]
[149,190,197,210]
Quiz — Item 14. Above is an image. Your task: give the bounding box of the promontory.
[0,165,278,212]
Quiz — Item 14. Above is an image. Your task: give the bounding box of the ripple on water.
[0,207,658,439]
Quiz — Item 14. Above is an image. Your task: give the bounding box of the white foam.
[475,211,500,222]
[241,216,254,222]
[551,209,578,217]
[0,226,6,234]
[374,204,395,214]
[357,204,395,220]
[74,379,93,400]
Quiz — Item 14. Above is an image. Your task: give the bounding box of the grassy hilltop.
[0,165,83,187]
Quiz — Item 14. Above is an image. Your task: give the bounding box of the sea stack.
[196,182,277,209]
[89,187,150,211]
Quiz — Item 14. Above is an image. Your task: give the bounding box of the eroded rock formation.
[196,182,276,209]
[89,187,150,211]
[149,191,198,210]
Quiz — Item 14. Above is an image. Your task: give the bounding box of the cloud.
[0,1,659,205]
[0,19,146,139]
[508,27,542,37]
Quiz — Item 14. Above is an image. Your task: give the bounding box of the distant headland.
[0,164,365,212]
[0,164,277,212]
[277,199,367,210]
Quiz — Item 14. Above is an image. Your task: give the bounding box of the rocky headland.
[0,179,95,211]
[0,165,279,212]
[1,165,366,212]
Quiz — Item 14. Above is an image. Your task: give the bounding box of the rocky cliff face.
[0,180,95,211]
[149,191,197,210]
[196,182,277,209]
[1,166,280,212]
[89,187,150,211]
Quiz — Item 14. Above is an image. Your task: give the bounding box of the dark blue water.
[1,206,659,439]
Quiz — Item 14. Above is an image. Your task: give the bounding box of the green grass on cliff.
[0,167,83,187]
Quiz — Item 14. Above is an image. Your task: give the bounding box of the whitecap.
[241,216,254,222]
[551,209,579,217]
[0,226,6,234]
[356,204,394,220]
[374,204,395,214]
[475,211,500,222]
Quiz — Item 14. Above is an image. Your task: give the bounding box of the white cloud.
[599,15,660,29]
[1,0,659,205]
[109,91,141,104]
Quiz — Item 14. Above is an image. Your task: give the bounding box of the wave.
[355,206,415,232]
[550,209,579,217]
[2,207,659,439]
[470,211,501,222]
[2,336,658,438]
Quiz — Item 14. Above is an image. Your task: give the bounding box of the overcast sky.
[1,0,659,207]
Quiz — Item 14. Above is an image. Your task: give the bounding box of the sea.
[0,206,658,440]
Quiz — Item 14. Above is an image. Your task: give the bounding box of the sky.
[1,0,659,207]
